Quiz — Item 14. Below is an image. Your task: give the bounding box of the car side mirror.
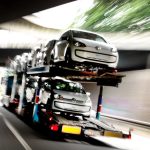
[86,92,91,96]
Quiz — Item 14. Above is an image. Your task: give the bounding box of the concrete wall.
[82,69,150,123]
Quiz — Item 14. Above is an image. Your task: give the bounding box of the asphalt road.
[0,106,116,150]
[1,104,150,150]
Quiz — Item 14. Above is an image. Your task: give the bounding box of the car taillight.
[74,41,86,47]
[49,124,59,131]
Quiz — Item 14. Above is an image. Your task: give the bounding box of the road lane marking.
[0,113,32,150]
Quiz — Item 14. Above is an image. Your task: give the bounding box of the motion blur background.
[0,0,150,122]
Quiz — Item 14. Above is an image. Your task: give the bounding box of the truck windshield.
[53,80,86,94]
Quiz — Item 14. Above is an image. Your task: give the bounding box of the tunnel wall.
[82,69,150,123]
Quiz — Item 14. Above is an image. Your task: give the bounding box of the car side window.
[96,36,107,43]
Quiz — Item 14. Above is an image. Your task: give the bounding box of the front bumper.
[52,101,91,117]
[72,49,118,68]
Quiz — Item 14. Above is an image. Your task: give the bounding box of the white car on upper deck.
[47,29,118,69]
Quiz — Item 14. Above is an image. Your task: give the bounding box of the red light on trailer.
[128,128,133,139]
[49,124,59,131]
[128,134,131,139]
[35,96,39,103]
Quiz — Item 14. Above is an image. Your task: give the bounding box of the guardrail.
[101,113,150,128]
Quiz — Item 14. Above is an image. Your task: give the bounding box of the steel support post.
[96,86,103,120]
[18,73,26,115]
[10,74,17,101]
[32,78,41,123]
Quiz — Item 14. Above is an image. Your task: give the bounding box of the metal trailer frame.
[8,64,130,139]
[9,65,124,118]
[37,108,130,138]
[25,65,124,121]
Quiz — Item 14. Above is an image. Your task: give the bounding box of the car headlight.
[74,41,86,47]
[54,94,59,99]
[111,47,117,52]
[86,98,91,103]
[54,94,63,100]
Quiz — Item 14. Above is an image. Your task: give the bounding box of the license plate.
[62,125,81,135]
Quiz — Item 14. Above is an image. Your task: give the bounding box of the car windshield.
[53,80,86,94]
[72,30,107,43]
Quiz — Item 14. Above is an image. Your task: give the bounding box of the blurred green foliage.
[71,0,150,32]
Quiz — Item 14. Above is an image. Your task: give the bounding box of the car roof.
[64,29,101,36]
[42,76,80,84]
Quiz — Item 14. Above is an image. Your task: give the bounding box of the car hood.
[53,89,90,102]
[74,37,116,53]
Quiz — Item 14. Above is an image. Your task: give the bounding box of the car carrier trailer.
[2,64,131,139]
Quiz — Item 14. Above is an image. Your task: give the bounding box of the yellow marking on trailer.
[104,131,123,138]
[62,125,81,135]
